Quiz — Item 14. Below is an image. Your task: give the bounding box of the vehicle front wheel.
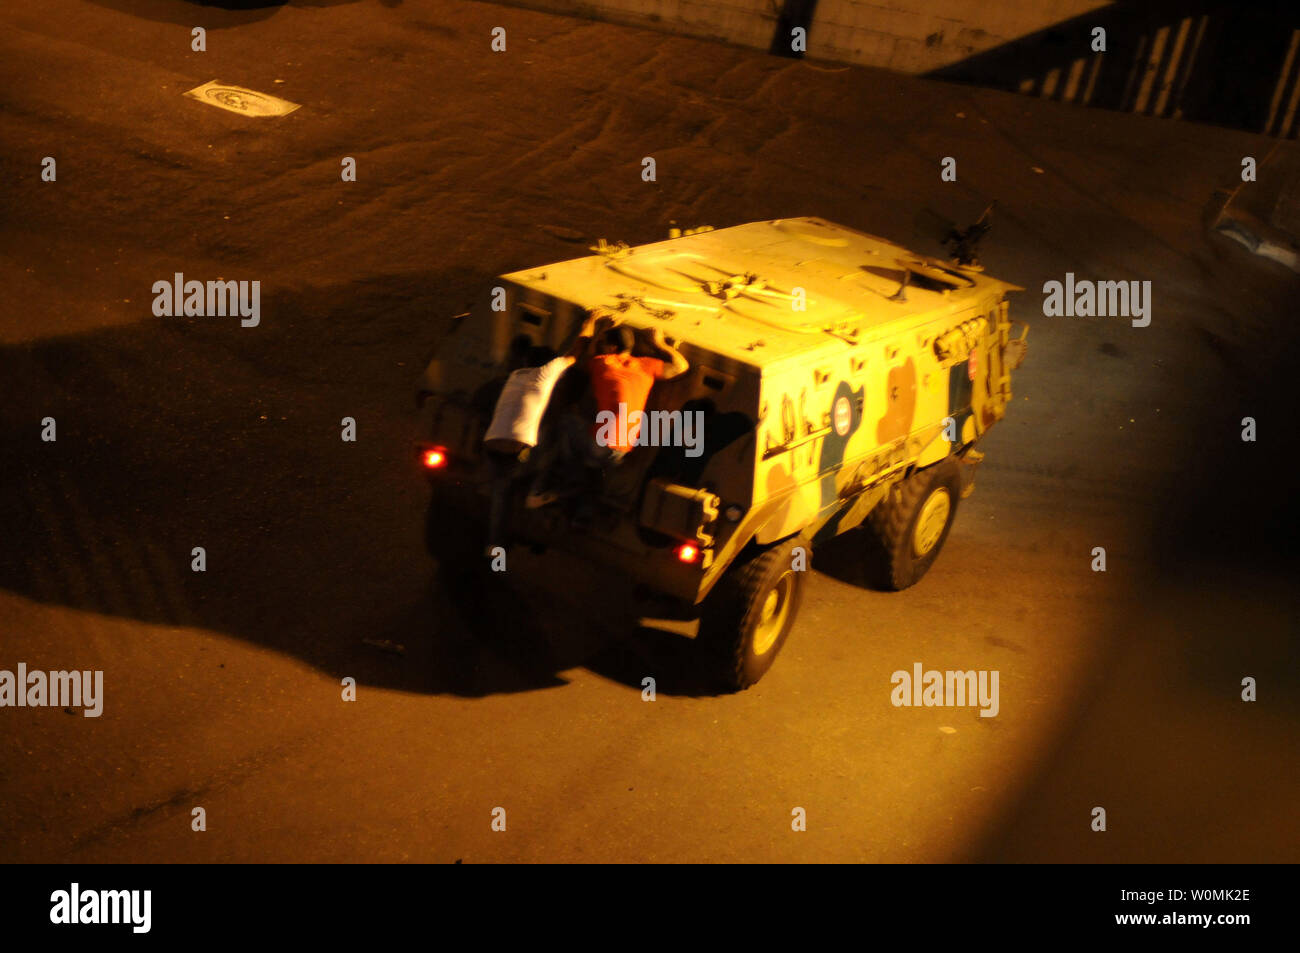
[698,538,807,692]
[863,457,961,590]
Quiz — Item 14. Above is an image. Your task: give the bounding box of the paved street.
[1,0,1295,862]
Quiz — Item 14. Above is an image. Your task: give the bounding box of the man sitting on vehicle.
[481,311,606,554]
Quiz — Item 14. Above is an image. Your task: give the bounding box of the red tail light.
[675,542,700,564]
[422,447,447,469]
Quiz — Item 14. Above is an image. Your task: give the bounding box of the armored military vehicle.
[417,217,1027,690]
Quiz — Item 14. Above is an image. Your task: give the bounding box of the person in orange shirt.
[589,323,689,454]
[527,316,688,508]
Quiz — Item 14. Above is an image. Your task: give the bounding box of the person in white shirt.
[484,349,574,455]
[482,310,611,554]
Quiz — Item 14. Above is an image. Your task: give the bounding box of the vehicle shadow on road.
[456,553,729,697]
[0,274,618,700]
[801,529,877,590]
[0,267,884,701]
[583,619,730,698]
[326,571,576,698]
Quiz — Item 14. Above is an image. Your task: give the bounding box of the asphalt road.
[1,0,1296,863]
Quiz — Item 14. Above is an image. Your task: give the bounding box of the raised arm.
[650,327,689,379]
[566,308,617,362]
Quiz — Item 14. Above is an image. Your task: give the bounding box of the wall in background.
[491,0,1300,138]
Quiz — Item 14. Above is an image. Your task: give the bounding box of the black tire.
[864,458,961,590]
[698,538,807,691]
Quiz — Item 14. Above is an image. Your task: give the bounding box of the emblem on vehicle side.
[833,395,852,436]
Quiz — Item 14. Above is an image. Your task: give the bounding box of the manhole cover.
[184,80,300,118]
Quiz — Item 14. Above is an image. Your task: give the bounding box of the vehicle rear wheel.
[864,457,961,590]
[698,538,806,692]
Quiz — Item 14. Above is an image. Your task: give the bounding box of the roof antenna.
[889,267,910,302]
[944,201,995,267]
